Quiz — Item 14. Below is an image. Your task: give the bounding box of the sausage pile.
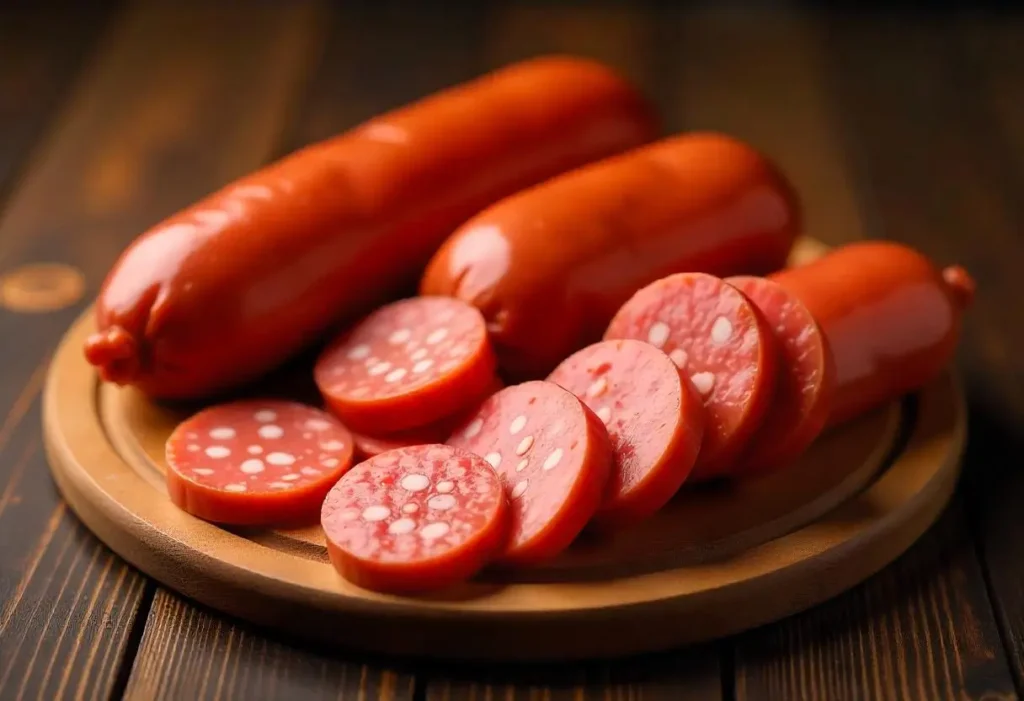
[85,56,976,595]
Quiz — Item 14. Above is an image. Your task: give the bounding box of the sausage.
[547,339,705,526]
[420,132,800,379]
[321,444,509,593]
[604,272,779,481]
[770,241,975,427]
[314,297,497,433]
[349,377,504,459]
[725,276,836,477]
[446,381,613,565]
[84,56,657,399]
[165,400,354,525]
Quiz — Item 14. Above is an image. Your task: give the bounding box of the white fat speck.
[322,458,339,468]
[401,474,430,492]
[362,505,390,522]
[420,522,450,539]
[224,483,246,493]
[346,344,371,360]
[282,474,300,481]
[240,459,264,474]
[247,445,263,455]
[710,316,734,345]
[266,452,296,466]
[516,459,528,473]
[647,321,671,348]
[385,367,408,383]
[258,425,283,439]
[410,348,428,361]
[321,440,345,452]
[484,452,502,468]
[511,480,529,499]
[515,435,534,456]
[427,494,457,511]
[412,359,434,374]
[388,518,416,534]
[690,372,716,397]
[187,444,200,452]
[340,510,359,521]
[368,361,391,376]
[349,386,369,398]
[305,418,331,431]
[425,328,448,345]
[209,427,235,440]
[509,415,527,435]
[402,503,419,514]
[301,467,322,476]
[269,482,292,489]
[462,418,483,439]
[254,409,277,423]
[596,406,612,424]
[669,348,689,368]
[586,377,609,398]
[205,446,230,459]
[543,449,563,471]
[192,468,214,476]
[388,328,411,345]
[435,480,454,493]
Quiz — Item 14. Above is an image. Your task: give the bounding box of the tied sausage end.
[84,326,142,386]
[942,265,976,309]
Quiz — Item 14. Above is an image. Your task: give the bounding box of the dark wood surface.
[1,1,1022,699]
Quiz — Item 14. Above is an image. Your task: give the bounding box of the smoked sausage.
[770,241,975,427]
[84,56,657,399]
[420,132,801,379]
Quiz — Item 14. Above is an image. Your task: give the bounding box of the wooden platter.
[42,241,966,662]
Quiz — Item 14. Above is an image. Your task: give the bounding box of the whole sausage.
[420,132,801,379]
[770,241,975,427]
[84,56,657,399]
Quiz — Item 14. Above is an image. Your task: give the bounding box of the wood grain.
[123,590,416,701]
[0,1,330,698]
[659,6,1019,700]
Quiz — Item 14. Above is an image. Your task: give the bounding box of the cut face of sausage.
[315,297,497,433]
[321,444,509,593]
[165,400,354,526]
[604,273,778,480]
[547,339,705,526]
[446,381,613,565]
[726,276,836,476]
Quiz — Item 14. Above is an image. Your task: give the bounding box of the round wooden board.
[42,241,966,661]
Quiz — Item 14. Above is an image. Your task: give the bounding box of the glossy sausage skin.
[84,56,657,399]
[420,132,801,379]
[770,241,975,426]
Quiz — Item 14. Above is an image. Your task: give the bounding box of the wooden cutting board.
[42,238,966,661]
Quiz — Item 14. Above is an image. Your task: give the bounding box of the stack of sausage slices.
[163,265,839,594]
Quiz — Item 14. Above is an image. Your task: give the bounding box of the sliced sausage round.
[165,399,354,525]
[604,272,778,481]
[446,381,613,565]
[321,444,509,593]
[726,275,836,476]
[547,339,705,526]
[314,296,497,433]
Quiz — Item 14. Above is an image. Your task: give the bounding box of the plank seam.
[107,580,156,701]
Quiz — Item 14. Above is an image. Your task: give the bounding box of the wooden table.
[1,2,1021,699]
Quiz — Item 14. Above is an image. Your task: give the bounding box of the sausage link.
[420,132,801,379]
[770,241,975,426]
[84,56,657,399]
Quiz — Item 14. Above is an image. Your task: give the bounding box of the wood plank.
[0,2,328,698]
[0,2,118,202]
[123,590,416,701]
[661,6,1019,700]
